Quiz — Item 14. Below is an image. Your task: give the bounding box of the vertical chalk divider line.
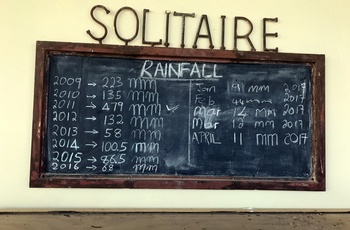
[187,80,192,165]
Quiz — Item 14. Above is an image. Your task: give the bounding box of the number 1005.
[101,141,128,152]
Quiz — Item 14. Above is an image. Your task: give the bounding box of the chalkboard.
[30,41,325,190]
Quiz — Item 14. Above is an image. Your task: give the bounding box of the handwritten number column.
[49,75,82,172]
[282,82,309,146]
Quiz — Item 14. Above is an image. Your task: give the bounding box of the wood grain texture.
[1,212,349,230]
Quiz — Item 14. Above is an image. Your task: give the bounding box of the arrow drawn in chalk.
[86,94,96,99]
[87,157,97,163]
[86,102,96,109]
[85,116,96,121]
[86,165,97,171]
[84,129,99,134]
[85,141,98,148]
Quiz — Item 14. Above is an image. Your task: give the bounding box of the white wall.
[0,0,349,210]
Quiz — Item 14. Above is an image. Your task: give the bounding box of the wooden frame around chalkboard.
[30,41,325,191]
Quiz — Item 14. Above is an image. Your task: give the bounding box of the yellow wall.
[0,0,348,210]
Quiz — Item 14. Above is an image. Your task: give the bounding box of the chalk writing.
[140,60,223,79]
[45,55,313,178]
